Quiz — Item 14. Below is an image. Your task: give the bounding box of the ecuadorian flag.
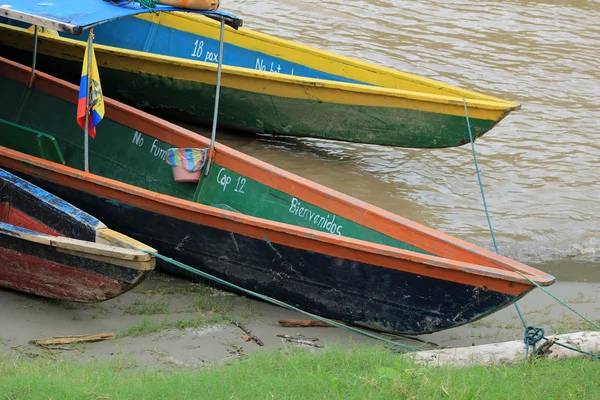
[76,39,104,138]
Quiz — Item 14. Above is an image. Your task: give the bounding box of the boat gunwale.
[0,57,554,291]
[0,24,520,113]
[0,168,156,268]
[0,146,555,293]
[156,11,520,108]
[0,166,106,230]
[0,221,155,269]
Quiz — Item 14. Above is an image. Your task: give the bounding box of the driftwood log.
[29,333,116,347]
[412,331,600,367]
[234,322,263,346]
[278,319,335,328]
[276,334,323,348]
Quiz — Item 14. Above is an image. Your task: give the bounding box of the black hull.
[11,170,521,334]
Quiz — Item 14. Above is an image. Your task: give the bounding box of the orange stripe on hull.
[0,57,554,300]
[0,57,547,278]
[0,148,536,296]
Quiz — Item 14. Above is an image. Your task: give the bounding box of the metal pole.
[204,18,225,176]
[83,29,94,173]
[28,26,38,88]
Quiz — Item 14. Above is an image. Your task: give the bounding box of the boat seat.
[0,118,65,164]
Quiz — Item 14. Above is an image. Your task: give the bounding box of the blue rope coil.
[524,326,545,355]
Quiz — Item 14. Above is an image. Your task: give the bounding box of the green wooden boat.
[0,54,554,334]
[0,11,520,148]
[0,2,553,335]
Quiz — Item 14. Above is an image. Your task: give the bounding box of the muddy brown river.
[207,0,600,280]
[1,0,598,364]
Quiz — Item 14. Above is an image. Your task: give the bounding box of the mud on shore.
[1,271,598,368]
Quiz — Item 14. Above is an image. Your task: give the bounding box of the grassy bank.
[1,344,598,399]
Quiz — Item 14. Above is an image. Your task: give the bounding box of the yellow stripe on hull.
[136,12,520,107]
[0,25,517,122]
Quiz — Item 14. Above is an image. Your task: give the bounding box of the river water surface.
[1,1,599,363]
[195,0,600,280]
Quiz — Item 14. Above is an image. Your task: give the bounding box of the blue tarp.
[0,0,242,34]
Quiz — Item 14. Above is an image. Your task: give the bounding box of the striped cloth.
[165,148,208,172]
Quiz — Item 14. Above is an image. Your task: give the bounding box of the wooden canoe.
[0,57,553,334]
[0,13,520,148]
[0,168,156,302]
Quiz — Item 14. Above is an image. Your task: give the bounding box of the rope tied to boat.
[462,98,600,360]
[137,0,160,9]
[143,250,423,353]
[523,326,544,355]
[108,0,159,11]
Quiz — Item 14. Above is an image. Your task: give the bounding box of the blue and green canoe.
[0,11,520,148]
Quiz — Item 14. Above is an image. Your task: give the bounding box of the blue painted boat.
[0,3,520,148]
[0,168,156,302]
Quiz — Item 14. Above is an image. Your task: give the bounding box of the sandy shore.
[1,271,598,368]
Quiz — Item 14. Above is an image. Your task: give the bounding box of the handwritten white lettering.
[289,197,342,235]
[150,139,168,160]
[255,57,292,76]
[204,51,219,62]
[217,168,232,192]
[191,39,204,58]
[132,131,144,146]
[234,176,246,193]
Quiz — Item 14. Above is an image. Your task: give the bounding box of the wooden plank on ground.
[278,319,335,328]
[29,333,116,346]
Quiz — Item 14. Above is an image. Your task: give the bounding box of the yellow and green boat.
[0,11,520,148]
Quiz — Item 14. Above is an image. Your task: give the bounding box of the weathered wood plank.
[96,228,156,252]
[55,247,155,271]
[29,333,116,346]
[278,319,334,328]
[51,236,153,261]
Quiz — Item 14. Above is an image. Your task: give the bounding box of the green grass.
[543,315,600,334]
[566,291,598,304]
[132,281,214,296]
[122,299,171,315]
[1,344,598,399]
[42,299,80,310]
[193,293,256,317]
[118,315,229,337]
[467,318,518,330]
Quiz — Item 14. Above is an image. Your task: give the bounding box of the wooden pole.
[30,333,116,346]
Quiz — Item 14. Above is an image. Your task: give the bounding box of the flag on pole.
[76,36,104,138]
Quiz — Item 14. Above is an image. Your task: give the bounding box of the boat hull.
[0,167,156,303]
[0,227,145,302]
[0,57,552,333]
[0,22,518,148]
[5,164,523,334]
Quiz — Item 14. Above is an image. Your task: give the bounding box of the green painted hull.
[0,46,495,149]
[0,73,426,254]
[0,57,556,334]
